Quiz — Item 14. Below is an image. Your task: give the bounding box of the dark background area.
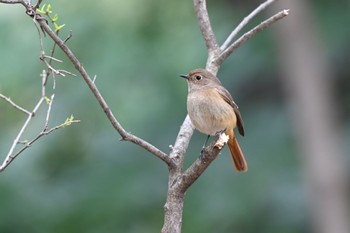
[0,1,349,233]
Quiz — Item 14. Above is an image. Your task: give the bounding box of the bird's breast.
[187,89,236,135]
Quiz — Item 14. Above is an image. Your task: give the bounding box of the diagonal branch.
[180,140,222,192]
[0,91,80,172]
[221,0,278,50]
[0,94,31,115]
[28,11,174,168]
[215,9,289,67]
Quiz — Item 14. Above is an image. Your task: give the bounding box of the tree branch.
[221,0,278,50]
[0,0,25,5]
[216,9,289,66]
[0,74,80,172]
[180,140,222,192]
[193,0,219,53]
[26,10,174,168]
[0,94,31,115]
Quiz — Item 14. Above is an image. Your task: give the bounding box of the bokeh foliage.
[0,1,349,233]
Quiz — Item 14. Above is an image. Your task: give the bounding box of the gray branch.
[31,11,174,168]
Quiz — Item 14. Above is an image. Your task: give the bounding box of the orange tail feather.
[227,129,248,172]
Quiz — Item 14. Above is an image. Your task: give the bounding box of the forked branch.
[193,0,289,72]
[216,9,289,66]
[0,74,80,172]
[221,0,279,50]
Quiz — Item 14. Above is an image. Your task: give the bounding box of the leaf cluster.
[36,3,65,32]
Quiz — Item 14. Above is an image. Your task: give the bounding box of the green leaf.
[44,96,51,104]
[52,14,58,22]
[54,22,66,32]
[46,4,52,14]
[63,114,75,127]
[36,3,46,14]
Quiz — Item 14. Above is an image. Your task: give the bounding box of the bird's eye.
[195,75,202,80]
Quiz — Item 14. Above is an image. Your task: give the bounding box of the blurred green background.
[0,0,349,233]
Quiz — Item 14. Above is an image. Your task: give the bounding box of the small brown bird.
[180,68,247,172]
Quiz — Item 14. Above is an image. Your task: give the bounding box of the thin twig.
[216,9,289,66]
[0,73,80,172]
[92,75,97,83]
[34,0,43,10]
[0,3,84,172]
[44,94,54,130]
[221,0,278,50]
[63,31,73,43]
[0,93,31,115]
[0,94,44,172]
[0,119,81,172]
[44,55,63,63]
[32,14,45,56]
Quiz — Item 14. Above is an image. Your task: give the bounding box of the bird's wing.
[215,86,245,136]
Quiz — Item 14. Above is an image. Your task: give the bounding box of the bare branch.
[0,91,45,172]
[180,139,222,192]
[43,94,55,130]
[30,15,174,167]
[0,93,31,115]
[193,0,219,52]
[216,9,289,67]
[221,0,278,50]
[0,0,25,5]
[0,117,81,172]
[43,55,62,63]
[34,0,42,10]
[0,73,81,172]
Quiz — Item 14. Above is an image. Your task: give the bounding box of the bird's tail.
[227,129,248,172]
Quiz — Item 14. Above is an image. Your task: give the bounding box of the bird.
[180,68,247,172]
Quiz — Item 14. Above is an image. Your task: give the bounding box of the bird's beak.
[180,74,188,79]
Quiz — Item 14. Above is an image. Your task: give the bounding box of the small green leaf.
[44,96,51,104]
[36,8,45,14]
[63,114,75,127]
[52,13,58,22]
[54,22,65,32]
[46,4,52,14]
[36,3,46,14]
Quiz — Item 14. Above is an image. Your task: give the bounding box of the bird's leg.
[203,135,210,148]
[200,128,227,155]
[200,135,211,155]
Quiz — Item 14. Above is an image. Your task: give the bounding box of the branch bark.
[194,0,219,53]
[0,0,26,5]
